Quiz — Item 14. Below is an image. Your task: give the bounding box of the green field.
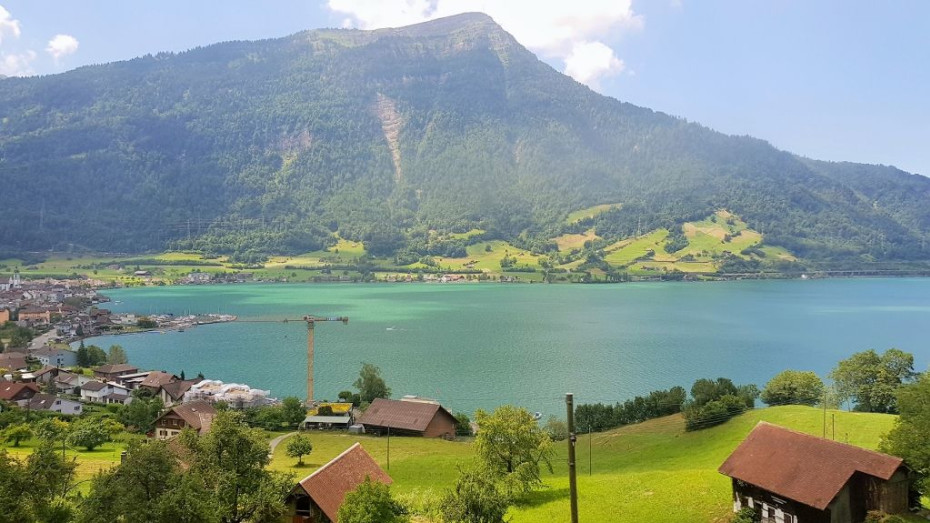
[2,406,913,521]
[565,204,622,225]
[0,210,798,283]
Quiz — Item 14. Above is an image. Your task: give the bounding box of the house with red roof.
[284,443,391,522]
[719,422,910,523]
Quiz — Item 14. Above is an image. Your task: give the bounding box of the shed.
[358,398,457,438]
[719,422,909,523]
[285,443,391,522]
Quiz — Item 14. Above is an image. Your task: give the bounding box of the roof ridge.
[755,421,902,464]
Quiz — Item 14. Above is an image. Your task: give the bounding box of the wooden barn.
[719,422,909,523]
[284,443,391,522]
[358,398,457,438]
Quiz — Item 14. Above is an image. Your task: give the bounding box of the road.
[30,330,58,349]
[268,431,297,458]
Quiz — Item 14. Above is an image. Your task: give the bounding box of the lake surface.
[83,279,930,417]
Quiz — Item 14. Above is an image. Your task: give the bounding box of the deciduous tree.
[442,468,509,523]
[354,363,391,404]
[761,370,825,406]
[285,434,313,466]
[337,476,408,523]
[474,405,553,494]
[880,372,930,499]
[831,348,915,413]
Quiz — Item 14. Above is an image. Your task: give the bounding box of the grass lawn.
[3,406,913,521]
[553,229,599,253]
[265,406,906,522]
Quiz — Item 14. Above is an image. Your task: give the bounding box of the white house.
[80,380,132,404]
[28,393,83,415]
[30,347,78,368]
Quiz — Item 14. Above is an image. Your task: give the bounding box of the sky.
[1,1,927,176]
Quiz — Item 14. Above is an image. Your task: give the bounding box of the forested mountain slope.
[1,13,928,264]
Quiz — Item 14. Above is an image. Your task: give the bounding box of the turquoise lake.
[82,279,930,417]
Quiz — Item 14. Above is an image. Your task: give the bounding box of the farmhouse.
[284,443,391,522]
[719,422,909,523]
[358,397,457,438]
[152,400,216,439]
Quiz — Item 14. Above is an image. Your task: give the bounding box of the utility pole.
[387,427,391,470]
[566,393,579,523]
[822,389,827,438]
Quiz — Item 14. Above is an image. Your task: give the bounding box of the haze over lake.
[84,279,930,416]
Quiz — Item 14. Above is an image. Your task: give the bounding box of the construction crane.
[237,315,348,405]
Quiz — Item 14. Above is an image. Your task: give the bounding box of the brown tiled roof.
[0,382,40,400]
[358,398,452,432]
[161,400,217,433]
[81,380,108,392]
[719,422,904,510]
[296,443,392,522]
[0,353,27,370]
[160,380,196,400]
[140,371,177,389]
[28,393,59,410]
[93,364,138,375]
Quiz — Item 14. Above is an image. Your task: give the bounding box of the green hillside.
[2,13,930,267]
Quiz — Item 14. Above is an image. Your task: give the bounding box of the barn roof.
[719,422,904,510]
[0,381,39,400]
[358,398,453,432]
[296,443,391,522]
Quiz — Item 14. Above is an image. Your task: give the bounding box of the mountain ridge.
[1,13,928,267]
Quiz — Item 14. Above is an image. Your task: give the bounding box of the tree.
[761,370,825,406]
[474,405,553,494]
[80,344,107,367]
[354,363,391,404]
[285,434,313,466]
[281,396,306,428]
[0,449,32,522]
[338,390,361,406]
[107,344,128,365]
[24,440,77,522]
[33,418,69,443]
[442,468,509,523]
[79,439,217,523]
[119,392,164,433]
[543,416,568,442]
[454,412,473,437]
[337,476,407,523]
[831,349,916,413]
[68,419,109,450]
[880,373,930,499]
[188,410,292,523]
[3,423,32,447]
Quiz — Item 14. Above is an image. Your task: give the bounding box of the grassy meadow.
[2,405,916,521]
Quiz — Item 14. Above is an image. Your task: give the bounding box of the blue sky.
[1,1,927,175]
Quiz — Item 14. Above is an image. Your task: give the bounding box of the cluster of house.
[0,273,113,339]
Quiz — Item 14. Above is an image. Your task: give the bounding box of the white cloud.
[564,41,624,90]
[0,4,22,44]
[46,34,79,60]
[326,0,642,90]
[0,49,36,76]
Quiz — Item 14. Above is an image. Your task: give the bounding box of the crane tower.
[304,316,349,405]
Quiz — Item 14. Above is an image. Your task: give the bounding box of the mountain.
[1,13,928,266]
